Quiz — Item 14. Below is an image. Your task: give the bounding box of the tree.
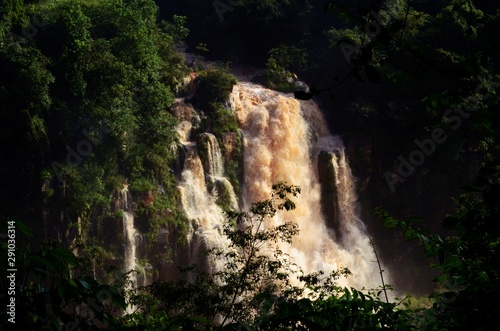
[377,160,500,330]
[0,0,190,286]
[0,221,126,330]
[124,183,412,330]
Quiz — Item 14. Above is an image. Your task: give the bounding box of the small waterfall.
[121,186,138,313]
[199,133,239,211]
[317,136,365,240]
[176,121,193,144]
[178,147,229,276]
[123,211,137,286]
[331,146,364,231]
[176,118,238,276]
[230,82,384,289]
[201,133,224,177]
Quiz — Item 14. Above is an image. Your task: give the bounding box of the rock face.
[250,75,266,85]
[317,150,340,240]
[293,80,310,92]
[153,226,190,282]
[177,72,198,97]
[171,99,195,122]
[222,132,239,159]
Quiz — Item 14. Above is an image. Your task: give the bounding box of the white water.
[229,82,384,289]
[200,133,239,211]
[123,211,137,286]
[121,186,139,313]
[201,133,224,177]
[171,82,387,292]
[176,127,235,276]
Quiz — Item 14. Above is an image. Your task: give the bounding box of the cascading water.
[201,133,224,177]
[229,82,385,289]
[123,212,137,285]
[176,123,237,276]
[330,138,365,232]
[121,185,138,313]
[170,81,387,291]
[121,186,137,284]
[200,133,239,211]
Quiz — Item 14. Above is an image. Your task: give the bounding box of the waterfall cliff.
[125,82,387,292]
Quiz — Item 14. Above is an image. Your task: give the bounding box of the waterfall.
[121,186,138,313]
[317,136,365,238]
[229,82,384,289]
[123,211,137,286]
[169,82,387,291]
[331,142,364,232]
[176,123,236,276]
[201,133,224,177]
[199,132,239,211]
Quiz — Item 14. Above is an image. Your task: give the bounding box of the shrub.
[194,69,237,113]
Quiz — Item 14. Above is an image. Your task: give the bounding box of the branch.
[369,237,389,303]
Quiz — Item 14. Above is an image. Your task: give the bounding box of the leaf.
[382,216,398,228]
[15,220,34,237]
[51,248,79,266]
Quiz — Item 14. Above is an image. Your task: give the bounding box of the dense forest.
[1,0,499,330]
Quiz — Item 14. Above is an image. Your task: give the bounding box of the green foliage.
[192,70,241,198]
[212,106,239,139]
[194,69,237,113]
[263,45,307,92]
[129,178,155,196]
[0,0,24,23]
[0,0,191,292]
[160,15,189,43]
[164,0,315,64]
[122,183,413,330]
[442,0,484,38]
[252,287,410,331]
[0,221,126,330]
[376,161,500,330]
[263,58,297,93]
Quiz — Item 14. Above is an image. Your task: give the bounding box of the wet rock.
[222,132,239,159]
[318,151,340,240]
[171,99,195,122]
